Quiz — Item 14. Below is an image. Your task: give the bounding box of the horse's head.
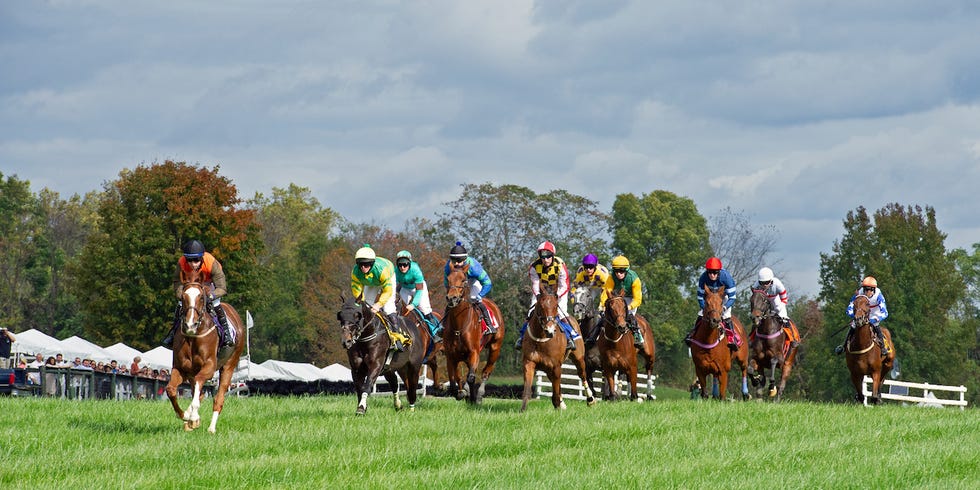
[702,285,724,329]
[604,292,629,333]
[532,288,560,338]
[445,264,469,308]
[572,287,597,320]
[337,294,372,350]
[749,288,772,327]
[852,294,871,327]
[180,281,210,336]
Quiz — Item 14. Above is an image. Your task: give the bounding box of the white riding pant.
[361,286,397,315]
[398,283,433,315]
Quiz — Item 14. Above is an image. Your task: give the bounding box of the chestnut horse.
[402,305,447,390]
[573,287,605,397]
[845,294,895,404]
[166,269,245,433]
[597,293,655,401]
[442,265,505,404]
[690,285,749,400]
[747,288,799,401]
[520,288,596,411]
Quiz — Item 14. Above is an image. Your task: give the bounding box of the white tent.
[259,360,329,382]
[10,329,74,358]
[104,342,145,364]
[321,363,353,382]
[60,336,116,363]
[141,346,173,370]
[245,361,292,381]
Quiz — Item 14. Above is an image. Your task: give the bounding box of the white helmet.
[758,267,774,283]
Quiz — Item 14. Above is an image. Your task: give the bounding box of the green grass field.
[2,393,976,489]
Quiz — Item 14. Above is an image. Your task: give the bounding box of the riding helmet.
[611,255,630,270]
[354,244,376,265]
[182,240,206,259]
[705,257,722,270]
[861,276,877,288]
[758,267,774,282]
[582,253,599,266]
[537,241,556,257]
[449,241,468,260]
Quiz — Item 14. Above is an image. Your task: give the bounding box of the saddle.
[379,314,412,349]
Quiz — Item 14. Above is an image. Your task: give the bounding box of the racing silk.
[351,257,396,307]
[697,268,736,309]
[572,264,610,292]
[599,269,642,310]
[444,257,492,298]
[752,278,788,306]
[847,288,889,325]
[529,256,569,297]
[395,261,427,307]
[173,252,227,299]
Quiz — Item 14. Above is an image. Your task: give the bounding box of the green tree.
[247,184,340,362]
[0,173,46,330]
[70,161,261,350]
[816,204,975,402]
[609,190,712,384]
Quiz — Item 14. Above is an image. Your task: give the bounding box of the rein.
[600,297,628,343]
[526,300,560,344]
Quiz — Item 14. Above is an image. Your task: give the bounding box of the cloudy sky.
[3,1,980,297]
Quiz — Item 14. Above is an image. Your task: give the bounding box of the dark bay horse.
[338,294,429,415]
[597,293,655,402]
[845,294,895,404]
[443,265,505,404]
[166,268,245,433]
[747,288,799,401]
[573,287,604,397]
[690,285,749,400]
[520,289,596,412]
[401,305,447,391]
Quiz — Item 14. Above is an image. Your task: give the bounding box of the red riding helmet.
[705,257,722,270]
[537,241,556,257]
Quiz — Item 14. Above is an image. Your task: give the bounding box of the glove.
[405,304,415,312]
[370,304,380,314]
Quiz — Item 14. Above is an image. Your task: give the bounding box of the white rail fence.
[534,363,656,401]
[861,376,968,409]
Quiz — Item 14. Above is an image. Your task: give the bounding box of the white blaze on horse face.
[185,287,203,326]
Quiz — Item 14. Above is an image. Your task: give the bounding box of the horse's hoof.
[636,398,644,404]
[558,401,567,410]
[355,406,366,416]
[586,397,596,407]
[409,406,415,412]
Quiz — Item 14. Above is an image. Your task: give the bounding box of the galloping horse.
[690,285,749,400]
[520,288,596,411]
[166,268,245,433]
[573,287,604,395]
[845,294,895,404]
[442,265,505,404]
[596,292,655,401]
[400,303,447,390]
[747,288,799,401]
[338,294,429,415]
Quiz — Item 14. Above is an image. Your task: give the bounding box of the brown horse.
[520,288,596,411]
[596,293,655,402]
[573,287,605,398]
[845,294,895,404]
[690,285,749,400]
[747,288,799,401]
[166,268,245,433]
[401,305,447,391]
[443,265,505,404]
[338,294,429,415]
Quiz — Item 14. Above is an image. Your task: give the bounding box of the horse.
[573,287,605,397]
[747,288,799,401]
[520,288,596,411]
[165,268,245,433]
[442,264,505,404]
[400,303,447,392]
[338,294,429,415]
[845,294,896,404]
[596,292,655,402]
[690,285,749,401]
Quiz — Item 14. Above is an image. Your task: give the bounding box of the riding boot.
[424,312,443,343]
[163,303,181,347]
[212,303,235,347]
[515,321,528,350]
[782,317,799,349]
[724,318,738,350]
[387,313,405,352]
[684,318,699,346]
[834,327,854,355]
[476,301,496,334]
[872,323,889,357]
[628,313,643,347]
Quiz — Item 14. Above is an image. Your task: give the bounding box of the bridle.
[526,294,560,343]
[340,302,384,345]
[180,282,216,338]
[600,296,629,342]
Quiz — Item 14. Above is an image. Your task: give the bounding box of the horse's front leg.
[570,349,596,406]
[520,359,537,413]
[466,350,482,404]
[628,368,640,403]
[208,365,236,434]
[383,372,402,411]
[185,381,205,431]
[357,358,385,415]
[165,370,186,422]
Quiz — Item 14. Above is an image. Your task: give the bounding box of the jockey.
[752,267,800,349]
[164,239,234,348]
[394,250,442,343]
[571,253,610,344]
[598,255,645,347]
[836,276,890,355]
[351,244,409,351]
[515,241,578,351]
[686,257,737,350]
[443,241,495,334]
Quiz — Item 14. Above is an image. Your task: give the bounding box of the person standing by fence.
[0,328,14,368]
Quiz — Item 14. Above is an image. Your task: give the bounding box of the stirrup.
[566,338,576,351]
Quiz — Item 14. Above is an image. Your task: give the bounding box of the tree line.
[1,162,976,401]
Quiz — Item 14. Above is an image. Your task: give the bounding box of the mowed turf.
[1,393,976,489]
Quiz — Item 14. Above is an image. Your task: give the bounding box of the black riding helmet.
[182,239,206,259]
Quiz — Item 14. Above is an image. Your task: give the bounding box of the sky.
[3,1,980,298]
